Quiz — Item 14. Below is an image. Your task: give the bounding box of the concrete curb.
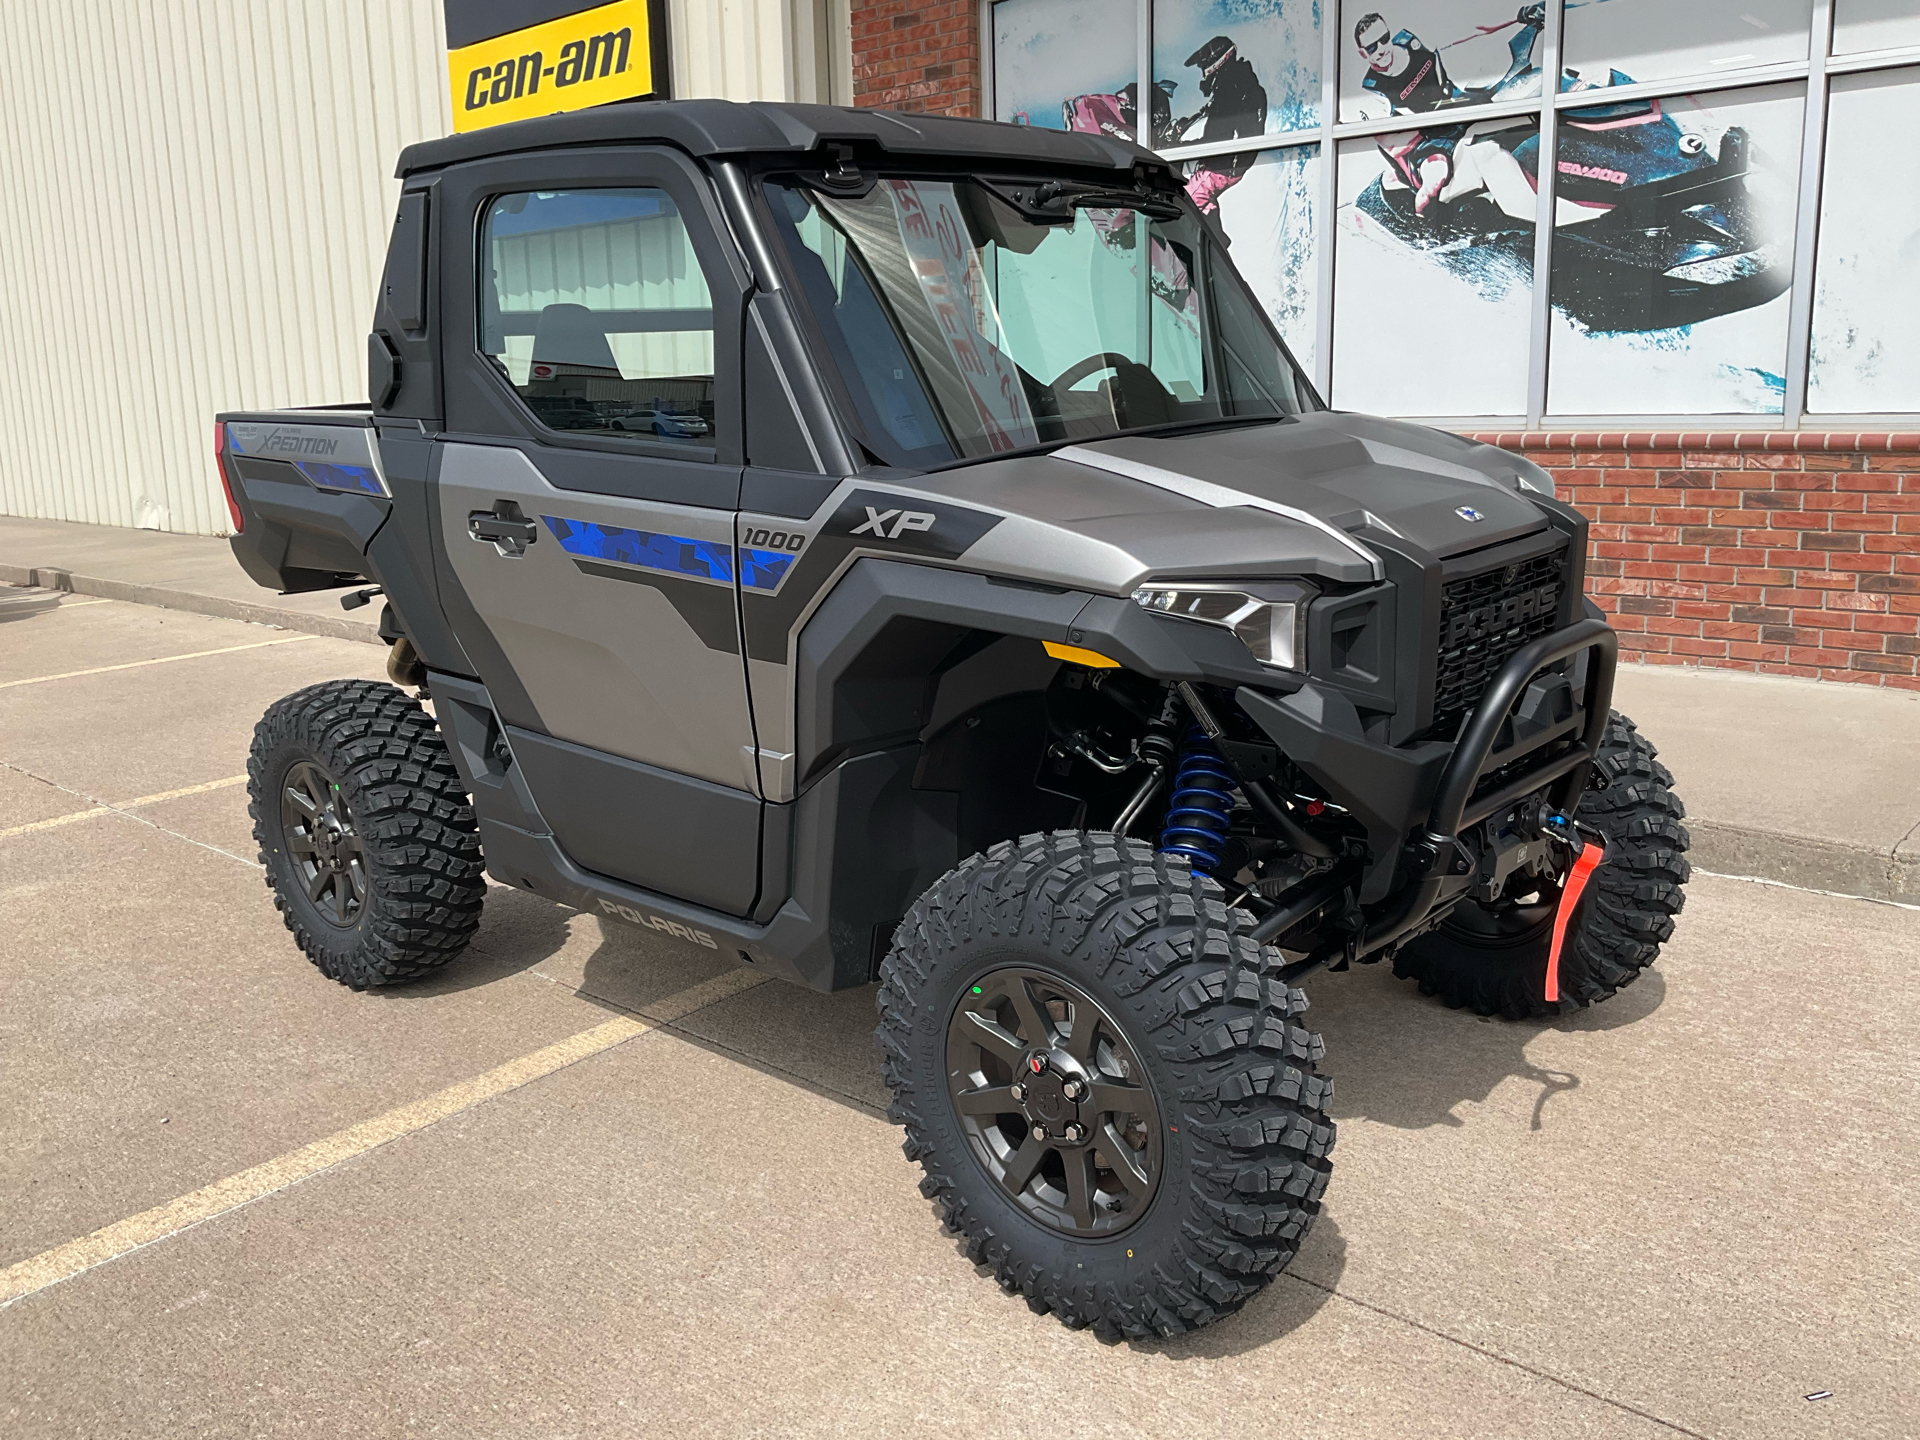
[1687,819,1919,907]
[9,557,1914,906]
[0,563,381,646]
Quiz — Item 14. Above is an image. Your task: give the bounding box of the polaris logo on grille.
[1455,506,1485,523]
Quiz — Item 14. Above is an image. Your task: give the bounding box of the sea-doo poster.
[1546,82,1802,415]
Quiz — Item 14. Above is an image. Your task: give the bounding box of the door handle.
[468,504,537,557]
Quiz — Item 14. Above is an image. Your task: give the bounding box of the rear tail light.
[214,423,244,534]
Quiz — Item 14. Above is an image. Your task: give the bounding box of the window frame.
[984,0,1920,426]
[439,145,749,467]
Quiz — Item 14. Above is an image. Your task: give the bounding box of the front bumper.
[1240,616,1618,959]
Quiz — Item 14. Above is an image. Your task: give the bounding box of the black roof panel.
[396,100,1158,178]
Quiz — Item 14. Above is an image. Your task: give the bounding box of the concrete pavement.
[3,592,1917,1437]
[5,512,1917,902]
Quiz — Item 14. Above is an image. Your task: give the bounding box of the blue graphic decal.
[296,461,385,496]
[542,516,735,585]
[738,548,796,592]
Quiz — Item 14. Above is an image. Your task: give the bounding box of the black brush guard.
[1244,617,1618,978]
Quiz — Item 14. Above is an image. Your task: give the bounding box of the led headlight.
[1131,581,1313,670]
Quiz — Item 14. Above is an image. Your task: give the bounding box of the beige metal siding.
[0,1,451,535]
[0,0,852,537]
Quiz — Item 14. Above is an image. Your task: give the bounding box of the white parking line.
[0,967,771,1309]
[0,634,316,690]
[0,775,251,840]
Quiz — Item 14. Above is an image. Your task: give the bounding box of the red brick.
[1616,595,1672,616]
[1834,472,1901,493]
[1801,453,1867,471]
[1865,454,1920,470]
[1855,614,1918,636]
[1674,599,1730,620]
[1671,637,1729,657]
[1851,652,1917,674]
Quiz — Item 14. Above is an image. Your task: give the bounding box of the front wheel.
[877,832,1335,1340]
[1394,711,1690,1020]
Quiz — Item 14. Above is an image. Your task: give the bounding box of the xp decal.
[739,489,1005,662]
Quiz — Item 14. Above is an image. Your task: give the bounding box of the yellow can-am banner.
[448,0,659,133]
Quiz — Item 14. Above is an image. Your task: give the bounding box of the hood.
[893,411,1555,600]
[1064,412,1550,562]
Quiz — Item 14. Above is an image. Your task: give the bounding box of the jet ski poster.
[1334,1,1802,414]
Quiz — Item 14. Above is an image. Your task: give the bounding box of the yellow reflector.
[1043,641,1121,669]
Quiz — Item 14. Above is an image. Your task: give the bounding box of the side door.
[430,147,762,916]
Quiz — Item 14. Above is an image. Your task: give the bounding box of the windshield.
[764,175,1313,468]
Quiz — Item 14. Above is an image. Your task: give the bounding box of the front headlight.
[1131,581,1313,670]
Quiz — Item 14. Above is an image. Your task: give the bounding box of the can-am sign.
[445,0,668,133]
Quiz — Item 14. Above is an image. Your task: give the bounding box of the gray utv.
[219,100,1688,1340]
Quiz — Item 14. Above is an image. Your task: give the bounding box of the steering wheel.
[1051,351,1138,392]
[1049,351,1177,428]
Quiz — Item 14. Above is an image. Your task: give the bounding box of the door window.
[479,188,717,443]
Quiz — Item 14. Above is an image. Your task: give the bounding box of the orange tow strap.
[1545,841,1606,1004]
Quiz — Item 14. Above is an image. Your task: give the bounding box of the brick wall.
[850,0,980,114]
[1468,432,1920,692]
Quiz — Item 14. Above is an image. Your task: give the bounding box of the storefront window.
[990,0,1920,421]
[1332,125,1535,415]
[1560,0,1811,90]
[994,0,1139,132]
[1153,0,1321,143]
[1545,82,1803,416]
[1832,0,1920,56]
[1809,68,1920,414]
[1208,145,1321,372]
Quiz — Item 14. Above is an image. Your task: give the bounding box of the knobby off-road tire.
[876,831,1335,1340]
[249,679,485,989]
[1394,711,1690,1020]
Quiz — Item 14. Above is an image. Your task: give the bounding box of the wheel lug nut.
[1062,1079,1085,1101]
[1010,1082,1025,1102]
[1027,1054,1048,1075]
[1064,1123,1087,1145]
[1031,1124,1048,1141]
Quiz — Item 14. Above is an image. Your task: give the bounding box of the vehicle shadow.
[376,882,579,998]
[1307,957,1668,1133]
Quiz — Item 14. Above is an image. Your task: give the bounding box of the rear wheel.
[878,831,1335,1339]
[249,679,485,989]
[1393,711,1690,1020]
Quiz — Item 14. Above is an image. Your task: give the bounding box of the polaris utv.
[219,100,1689,1341]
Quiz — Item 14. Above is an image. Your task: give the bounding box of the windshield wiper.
[994,179,1184,222]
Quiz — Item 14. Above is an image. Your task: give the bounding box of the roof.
[396,100,1159,178]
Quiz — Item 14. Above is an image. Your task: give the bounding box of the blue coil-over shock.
[1158,726,1235,874]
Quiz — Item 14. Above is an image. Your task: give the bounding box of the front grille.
[1430,547,1567,739]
